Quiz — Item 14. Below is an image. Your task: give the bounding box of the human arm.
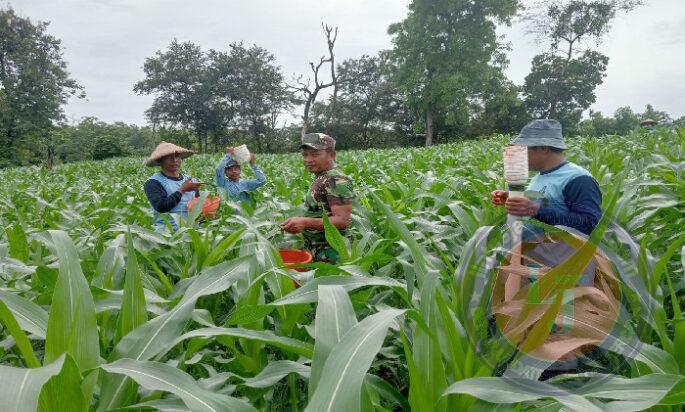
[215,154,232,188]
[241,164,266,191]
[144,179,194,213]
[144,178,203,213]
[534,176,602,235]
[281,174,354,234]
[145,180,182,213]
[280,203,352,234]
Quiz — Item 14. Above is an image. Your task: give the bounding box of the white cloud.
[7,0,684,124]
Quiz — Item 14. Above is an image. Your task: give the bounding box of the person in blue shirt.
[491,119,603,236]
[215,146,266,205]
[143,141,204,230]
[490,119,604,379]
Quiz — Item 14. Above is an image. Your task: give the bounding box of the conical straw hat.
[144,141,195,167]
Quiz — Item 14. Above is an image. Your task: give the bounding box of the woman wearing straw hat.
[143,141,204,230]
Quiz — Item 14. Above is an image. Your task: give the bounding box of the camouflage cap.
[301,133,336,151]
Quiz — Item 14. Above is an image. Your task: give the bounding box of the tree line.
[1,0,682,168]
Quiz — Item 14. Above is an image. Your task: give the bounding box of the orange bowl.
[188,196,221,219]
[279,249,313,272]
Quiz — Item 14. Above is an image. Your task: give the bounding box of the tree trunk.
[425,106,434,147]
[254,126,264,152]
[548,99,558,119]
[45,144,55,170]
[549,39,575,120]
[198,131,208,153]
[301,101,312,137]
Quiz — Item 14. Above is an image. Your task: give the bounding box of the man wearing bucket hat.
[491,119,602,236]
[215,146,266,205]
[144,141,203,230]
[280,133,354,264]
[491,119,605,379]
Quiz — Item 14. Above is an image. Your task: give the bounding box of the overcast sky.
[7,0,685,125]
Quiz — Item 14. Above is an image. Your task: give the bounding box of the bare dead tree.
[292,23,339,137]
[322,24,339,136]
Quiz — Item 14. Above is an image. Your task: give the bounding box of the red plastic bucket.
[279,249,313,287]
[279,249,313,272]
[188,196,221,219]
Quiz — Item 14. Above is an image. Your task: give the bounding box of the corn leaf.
[44,230,99,401]
[272,275,406,306]
[6,222,30,262]
[172,327,314,358]
[412,271,447,411]
[0,355,66,412]
[306,308,406,412]
[0,291,48,339]
[574,373,685,410]
[0,297,40,367]
[322,212,351,262]
[97,256,252,411]
[442,377,602,412]
[239,360,310,388]
[101,358,257,412]
[309,285,358,398]
[226,304,275,326]
[38,354,87,412]
[203,228,245,267]
[115,232,148,343]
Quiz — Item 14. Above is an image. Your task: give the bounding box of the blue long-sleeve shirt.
[215,155,266,204]
[533,170,603,236]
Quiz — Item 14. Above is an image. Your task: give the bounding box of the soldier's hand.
[280,217,307,234]
[225,146,236,155]
[249,153,256,165]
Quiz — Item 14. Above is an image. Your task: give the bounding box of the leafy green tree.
[134,39,220,153]
[576,110,616,136]
[468,75,531,137]
[524,50,609,130]
[613,106,640,135]
[0,6,83,167]
[523,0,642,131]
[136,40,292,153]
[334,54,408,147]
[388,0,520,146]
[639,104,671,124]
[209,43,294,152]
[56,117,99,162]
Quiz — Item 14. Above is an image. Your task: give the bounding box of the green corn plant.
[0,129,683,410]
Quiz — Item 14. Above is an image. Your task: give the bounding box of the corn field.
[0,128,684,411]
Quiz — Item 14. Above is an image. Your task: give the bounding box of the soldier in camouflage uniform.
[280,133,354,264]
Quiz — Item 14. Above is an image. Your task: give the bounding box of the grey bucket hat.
[509,119,567,150]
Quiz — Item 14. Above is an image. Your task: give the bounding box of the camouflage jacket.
[302,168,354,247]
